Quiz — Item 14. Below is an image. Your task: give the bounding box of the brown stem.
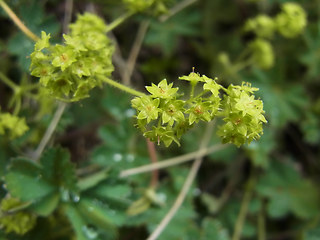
[146,139,159,188]
[63,0,73,34]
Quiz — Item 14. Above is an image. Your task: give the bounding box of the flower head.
[146,79,178,99]
[276,2,307,38]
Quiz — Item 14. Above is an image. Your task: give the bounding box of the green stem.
[13,96,21,115]
[193,89,209,99]
[232,168,256,240]
[100,76,145,97]
[0,0,39,41]
[232,58,254,73]
[33,102,67,161]
[23,83,40,91]
[105,11,134,32]
[159,0,198,22]
[120,144,226,178]
[0,72,17,90]
[258,199,266,240]
[234,47,251,64]
[123,20,150,85]
[190,83,196,99]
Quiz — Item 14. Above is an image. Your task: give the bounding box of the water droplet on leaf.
[82,225,98,239]
[113,153,122,162]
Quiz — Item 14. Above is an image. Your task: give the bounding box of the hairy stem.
[120,143,226,178]
[33,102,67,161]
[147,121,215,240]
[232,168,256,240]
[106,11,133,33]
[123,20,150,85]
[0,0,39,41]
[100,76,145,97]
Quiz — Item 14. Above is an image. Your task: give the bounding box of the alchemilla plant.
[132,72,266,147]
[30,12,266,148]
[30,13,114,101]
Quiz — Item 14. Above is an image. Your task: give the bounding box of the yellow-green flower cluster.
[217,83,267,147]
[30,13,114,102]
[244,2,307,69]
[249,39,274,70]
[123,0,155,12]
[132,72,266,147]
[244,15,275,39]
[276,2,307,38]
[0,111,28,139]
[0,198,36,235]
[245,2,307,39]
[122,0,167,14]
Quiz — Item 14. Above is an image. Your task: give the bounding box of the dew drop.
[113,153,123,162]
[125,108,135,117]
[193,188,201,196]
[72,193,80,203]
[82,225,98,239]
[126,154,135,162]
[157,193,167,203]
[60,188,70,202]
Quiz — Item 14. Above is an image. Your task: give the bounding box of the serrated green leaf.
[299,25,320,79]
[78,197,125,228]
[29,192,60,216]
[252,69,308,128]
[256,159,320,219]
[98,125,127,151]
[5,158,55,201]
[200,218,230,240]
[145,9,201,55]
[201,193,221,214]
[301,112,320,144]
[217,199,256,238]
[40,147,78,194]
[63,203,90,240]
[90,184,131,201]
[245,127,275,169]
[101,86,133,122]
[7,33,34,72]
[77,169,109,191]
